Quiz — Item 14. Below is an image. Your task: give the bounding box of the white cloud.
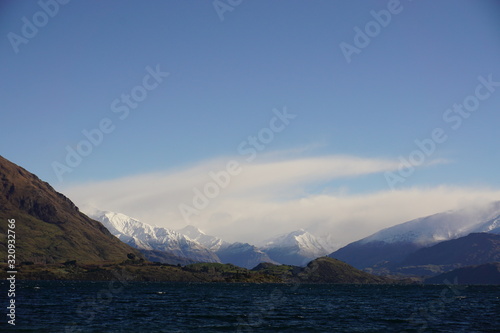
[61,152,500,248]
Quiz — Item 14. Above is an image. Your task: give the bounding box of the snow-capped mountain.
[330,201,500,269]
[90,210,283,268]
[177,225,228,251]
[261,229,331,266]
[91,210,220,263]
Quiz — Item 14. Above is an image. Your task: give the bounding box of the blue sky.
[1,0,500,244]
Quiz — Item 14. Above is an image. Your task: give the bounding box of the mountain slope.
[262,229,330,266]
[0,155,141,264]
[91,211,220,263]
[330,203,500,269]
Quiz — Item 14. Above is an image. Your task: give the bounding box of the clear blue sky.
[1,0,500,191]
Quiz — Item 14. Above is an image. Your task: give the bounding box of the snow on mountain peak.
[89,210,220,263]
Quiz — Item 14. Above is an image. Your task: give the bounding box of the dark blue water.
[1,280,499,332]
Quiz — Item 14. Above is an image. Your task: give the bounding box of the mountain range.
[1,154,499,284]
[1,155,352,282]
[89,209,331,268]
[90,202,500,279]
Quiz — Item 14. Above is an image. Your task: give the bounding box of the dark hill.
[424,262,500,285]
[298,257,394,284]
[399,233,500,267]
[0,155,142,264]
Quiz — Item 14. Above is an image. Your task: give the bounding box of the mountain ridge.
[91,209,332,268]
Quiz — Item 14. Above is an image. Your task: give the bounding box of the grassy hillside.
[0,155,142,264]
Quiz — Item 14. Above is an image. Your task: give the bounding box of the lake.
[1,280,499,332]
